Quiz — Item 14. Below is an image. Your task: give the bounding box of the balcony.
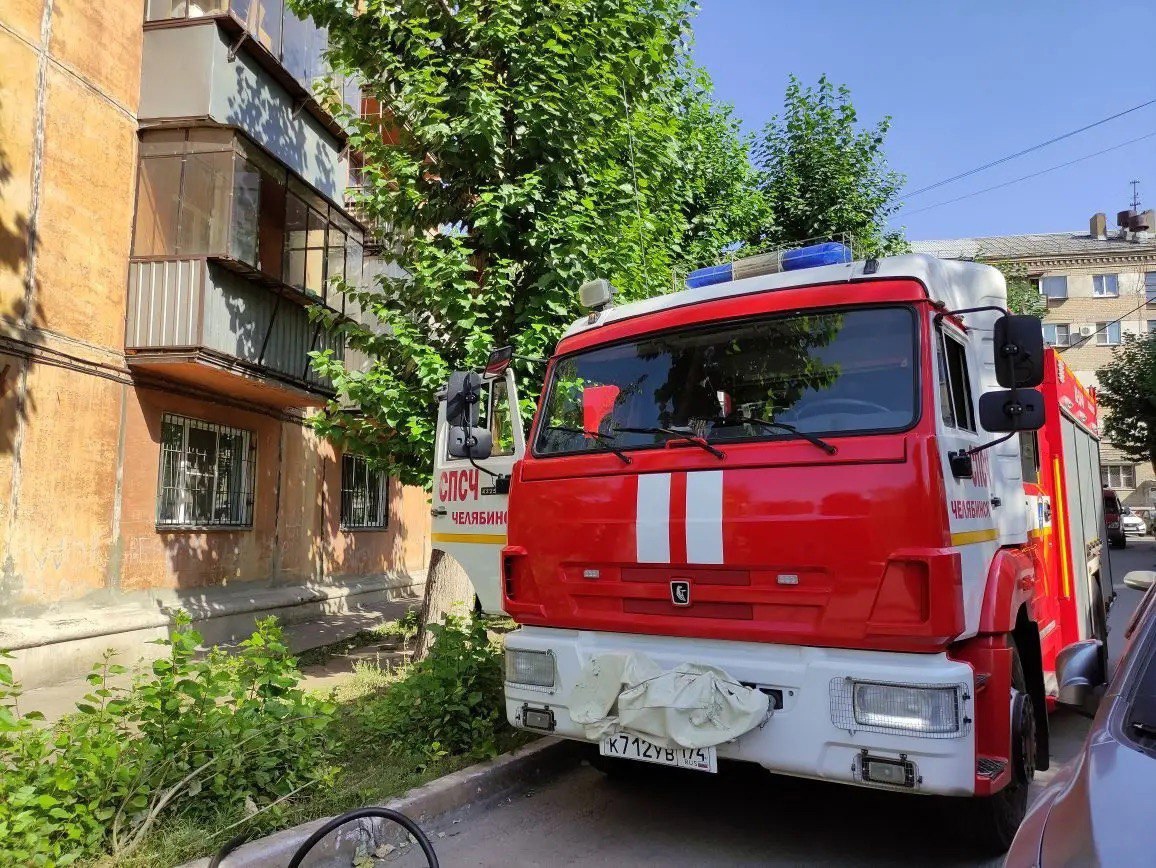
[126,258,342,408]
[138,16,354,202]
[142,0,352,135]
[126,127,363,408]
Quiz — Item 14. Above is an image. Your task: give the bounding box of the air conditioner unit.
[1077,325,1096,338]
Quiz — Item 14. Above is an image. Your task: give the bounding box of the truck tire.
[958,647,1034,856]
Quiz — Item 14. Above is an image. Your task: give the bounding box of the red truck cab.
[436,249,1110,854]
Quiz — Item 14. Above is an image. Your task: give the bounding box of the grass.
[92,617,534,868]
[96,729,533,868]
[94,673,534,868]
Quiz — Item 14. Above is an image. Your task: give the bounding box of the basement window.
[157,414,255,528]
[341,455,389,530]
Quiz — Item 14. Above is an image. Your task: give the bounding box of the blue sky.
[692,2,1156,241]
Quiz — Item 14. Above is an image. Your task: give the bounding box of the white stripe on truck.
[636,473,671,563]
[686,470,724,564]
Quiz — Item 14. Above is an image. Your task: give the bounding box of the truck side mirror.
[978,388,1045,432]
[448,425,494,460]
[444,371,494,459]
[1055,638,1105,709]
[1124,571,1156,591]
[445,371,483,428]
[484,346,514,377]
[993,315,1045,388]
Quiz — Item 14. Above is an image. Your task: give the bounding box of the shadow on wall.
[227,49,339,201]
[0,91,46,460]
[129,401,418,642]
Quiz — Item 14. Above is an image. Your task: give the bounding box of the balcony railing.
[126,258,344,407]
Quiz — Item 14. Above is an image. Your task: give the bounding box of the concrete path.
[379,538,1155,868]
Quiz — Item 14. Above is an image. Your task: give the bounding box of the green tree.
[1097,335,1156,472]
[291,0,764,486]
[750,75,906,257]
[990,262,1046,317]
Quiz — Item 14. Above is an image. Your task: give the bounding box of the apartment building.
[912,209,1156,507]
[0,0,428,686]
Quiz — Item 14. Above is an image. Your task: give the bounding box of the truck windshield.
[535,306,917,457]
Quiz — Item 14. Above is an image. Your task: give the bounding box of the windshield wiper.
[715,415,837,455]
[542,426,632,464]
[613,426,726,460]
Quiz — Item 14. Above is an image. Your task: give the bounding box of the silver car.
[1121,509,1146,536]
[1006,571,1156,866]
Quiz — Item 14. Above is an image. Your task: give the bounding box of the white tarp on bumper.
[569,653,771,749]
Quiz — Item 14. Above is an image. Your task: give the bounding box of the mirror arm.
[964,431,1017,457]
[468,455,499,479]
[937,304,1009,320]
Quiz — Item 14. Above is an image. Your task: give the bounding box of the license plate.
[599,734,717,773]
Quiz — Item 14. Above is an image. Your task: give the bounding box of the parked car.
[1122,507,1147,537]
[1104,488,1126,548]
[1005,570,1156,866]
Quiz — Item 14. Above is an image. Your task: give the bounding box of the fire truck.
[431,247,1111,852]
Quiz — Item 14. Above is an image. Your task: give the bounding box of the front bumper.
[504,626,977,796]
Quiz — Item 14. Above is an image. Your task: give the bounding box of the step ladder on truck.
[430,247,1112,855]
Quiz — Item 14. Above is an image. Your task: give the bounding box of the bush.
[354,614,504,760]
[0,615,335,866]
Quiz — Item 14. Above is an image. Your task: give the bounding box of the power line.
[903,97,1156,198]
[1057,293,1156,354]
[900,130,1156,217]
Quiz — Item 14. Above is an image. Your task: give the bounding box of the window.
[1092,274,1120,297]
[1042,323,1071,346]
[937,330,976,432]
[1146,272,1156,303]
[535,307,919,458]
[1041,276,1068,299]
[231,0,284,55]
[485,379,516,457]
[283,181,328,296]
[1096,322,1122,346]
[145,0,298,71]
[131,129,365,307]
[340,455,388,529]
[1103,464,1138,490]
[280,8,330,91]
[146,0,228,21]
[157,414,255,527]
[1148,320,1156,334]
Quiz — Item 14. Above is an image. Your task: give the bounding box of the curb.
[182,737,581,867]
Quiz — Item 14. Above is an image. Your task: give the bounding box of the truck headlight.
[852,682,960,734]
[505,649,555,687]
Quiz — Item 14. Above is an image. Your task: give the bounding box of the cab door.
[934,319,1001,638]
[431,368,524,612]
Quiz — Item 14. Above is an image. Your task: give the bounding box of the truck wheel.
[959,648,1033,856]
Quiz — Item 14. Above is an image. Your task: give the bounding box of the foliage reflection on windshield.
[535,307,916,456]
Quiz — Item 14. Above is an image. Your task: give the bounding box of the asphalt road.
[390,538,1154,868]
